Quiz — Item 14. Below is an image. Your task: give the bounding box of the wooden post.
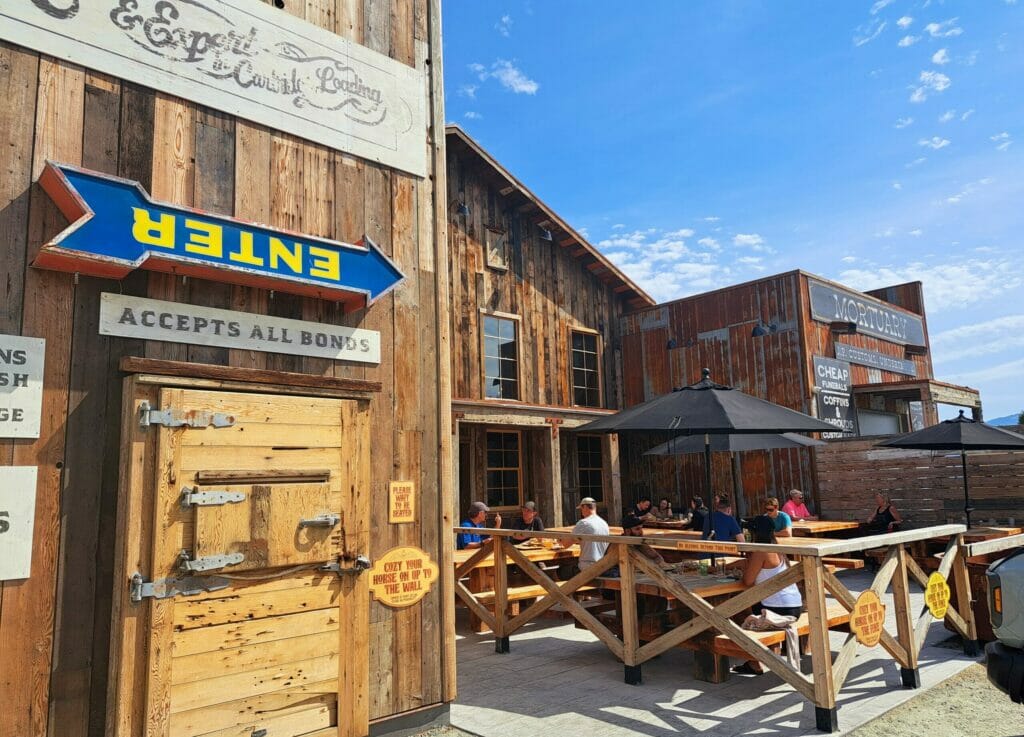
[952,535,980,656]
[492,536,510,653]
[618,544,641,684]
[802,556,838,733]
[546,423,564,528]
[891,545,920,687]
[605,434,622,526]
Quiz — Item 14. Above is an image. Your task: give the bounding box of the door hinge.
[298,513,341,528]
[139,400,236,428]
[130,572,230,602]
[181,486,246,507]
[320,555,372,576]
[178,550,245,573]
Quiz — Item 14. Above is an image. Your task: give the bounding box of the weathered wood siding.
[815,435,1024,527]
[0,1,452,735]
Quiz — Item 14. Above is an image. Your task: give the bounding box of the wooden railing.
[453,524,981,733]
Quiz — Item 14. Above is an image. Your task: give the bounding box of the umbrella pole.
[961,449,973,529]
[704,434,712,503]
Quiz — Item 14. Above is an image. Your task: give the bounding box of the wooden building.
[445,126,654,528]
[617,270,980,518]
[0,2,454,737]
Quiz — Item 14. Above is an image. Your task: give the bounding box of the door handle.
[298,513,340,528]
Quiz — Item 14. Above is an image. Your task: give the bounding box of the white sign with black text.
[0,0,427,176]
[0,334,45,438]
[813,356,858,439]
[0,466,38,580]
[99,293,381,364]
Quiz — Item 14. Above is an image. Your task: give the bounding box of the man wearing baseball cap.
[571,497,609,569]
[511,501,545,545]
[457,501,502,550]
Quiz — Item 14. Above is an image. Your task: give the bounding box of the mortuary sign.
[808,278,926,346]
[813,356,858,439]
[0,0,426,176]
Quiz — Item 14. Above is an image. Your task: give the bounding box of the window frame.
[480,310,522,402]
[569,327,603,409]
[484,429,524,511]
[576,433,605,504]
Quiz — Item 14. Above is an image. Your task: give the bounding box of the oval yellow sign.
[369,546,439,608]
[925,572,951,620]
[851,589,886,647]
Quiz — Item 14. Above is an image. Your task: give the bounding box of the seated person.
[511,501,545,544]
[704,495,745,544]
[652,497,676,521]
[456,501,502,550]
[619,513,669,568]
[782,489,817,521]
[734,515,803,675]
[688,495,708,533]
[631,496,657,523]
[866,493,902,533]
[764,497,793,537]
[572,497,609,570]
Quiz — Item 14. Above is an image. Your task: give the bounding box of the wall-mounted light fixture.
[904,344,928,356]
[538,227,553,241]
[666,338,677,349]
[829,321,857,335]
[751,322,778,337]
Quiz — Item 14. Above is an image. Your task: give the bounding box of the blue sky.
[442,1,1024,421]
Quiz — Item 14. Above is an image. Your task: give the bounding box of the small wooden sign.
[0,335,45,439]
[0,467,39,580]
[389,481,416,524]
[925,572,951,619]
[369,546,438,608]
[851,590,886,647]
[675,541,739,555]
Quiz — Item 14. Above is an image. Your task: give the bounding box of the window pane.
[500,358,517,380]
[582,333,597,352]
[502,379,519,400]
[572,332,585,351]
[484,356,499,380]
[584,351,598,371]
[587,388,601,407]
[483,316,498,338]
[572,350,586,369]
[506,433,519,450]
[499,318,515,341]
[485,378,501,398]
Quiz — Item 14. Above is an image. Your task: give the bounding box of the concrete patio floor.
[450,569,983,737]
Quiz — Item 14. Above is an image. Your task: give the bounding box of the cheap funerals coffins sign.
[0,0,426,176]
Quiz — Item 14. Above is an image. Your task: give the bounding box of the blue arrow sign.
[34,161,404,306]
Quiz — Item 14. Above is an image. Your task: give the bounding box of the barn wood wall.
[0,1,452,735]
[618,273,815,515]
[445,144,631,410]
[815,436,1024,527]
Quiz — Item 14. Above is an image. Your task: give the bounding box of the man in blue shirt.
[764,497,793,537]
[705,495,744,543]
[456,501,502,549]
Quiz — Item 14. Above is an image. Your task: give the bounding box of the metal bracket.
[139,400,236,429]
[130,572,230,602]
[181,486,246,508]
[299,513,341,529]
[178,550,245,573]
[320,555,371,576]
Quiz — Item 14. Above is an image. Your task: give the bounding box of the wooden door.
[118,386,370,737]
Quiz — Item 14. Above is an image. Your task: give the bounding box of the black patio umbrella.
[644,432,826,456]
[579,368,837,506]
[876,410,1024,528]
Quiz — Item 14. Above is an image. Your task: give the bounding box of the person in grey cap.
[511,501,545,544]
[571,497,609,569]
[457,501,502,550]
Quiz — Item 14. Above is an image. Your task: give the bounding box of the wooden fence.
[455,525,982,733]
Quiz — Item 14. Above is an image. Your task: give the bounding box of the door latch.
[130,572,230,602]
[181,486,246,507]
[178,550,245,573]
[139,400,236,428]
[320,555,371,576]
[298,513,341,528]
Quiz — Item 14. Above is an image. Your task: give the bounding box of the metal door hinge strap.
[139,400,236,428]
[320,555,372,576]
[299,513,341,528]
[178,550,245,573]
[181,486,246,507]
[130,572,230,602]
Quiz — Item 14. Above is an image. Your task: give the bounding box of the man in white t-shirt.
[572,497,610,569]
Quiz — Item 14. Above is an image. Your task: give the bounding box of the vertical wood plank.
[619,545,639,666]
[951,539,978,643]
[891,545,919,667]
[801,556,837,713]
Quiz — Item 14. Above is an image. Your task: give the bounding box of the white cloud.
[944,177,994,204]
[875,227,895,238]
[906,156,928,168]
[464,111,482,120]
[703,216,720,222]
[932,48,951,65]
[871,0,895,13]
[611,223,626,230]
[897,16,914,28]
[733,233,764,248]
[991,132,1013,151]
[961,109,975,121]
[892,181,902,190]
[495,14,513,37]
[939,110,956,123]
[931,316,1024,362]
[665,228,695,238]
[853,18,887,47]
[895,117,914,129]
[698,237,720,250]
[910,70,951,102]
[841,256,857,264]
[948,357,1024,385]
[908,228,923,237]
[925,18,963,38]
[898,35,919,47]
[918,136,950,149]
[471,60,539,94]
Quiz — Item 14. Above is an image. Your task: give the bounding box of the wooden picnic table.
[792,520,862,536]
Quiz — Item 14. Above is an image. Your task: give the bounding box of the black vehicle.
[985,548,1024,703]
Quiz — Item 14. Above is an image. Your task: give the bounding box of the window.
[485,431,522,508]
[577,435,604,502]
[484,226,508,270]
[483,315,519,400]
[571,330,601,407]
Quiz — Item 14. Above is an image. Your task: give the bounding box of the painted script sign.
[0,335,45,439]
[808,278,926,346]
[925,572,951,620]
[369,546,439,608]
[1,0,426,175]
[36,163,404,306]
[851,589,885,647]
[0,467,38,581]
[834,343,918,377]
[813,356,858,439]
[100,293,381,364]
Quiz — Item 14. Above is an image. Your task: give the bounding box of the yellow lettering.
[269,237,302,274]
[132,207,175,249]
[229,231,264,266]
[184,219,223,258]
[308,245,340,280]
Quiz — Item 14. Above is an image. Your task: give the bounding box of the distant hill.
[989,413,1022,426]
